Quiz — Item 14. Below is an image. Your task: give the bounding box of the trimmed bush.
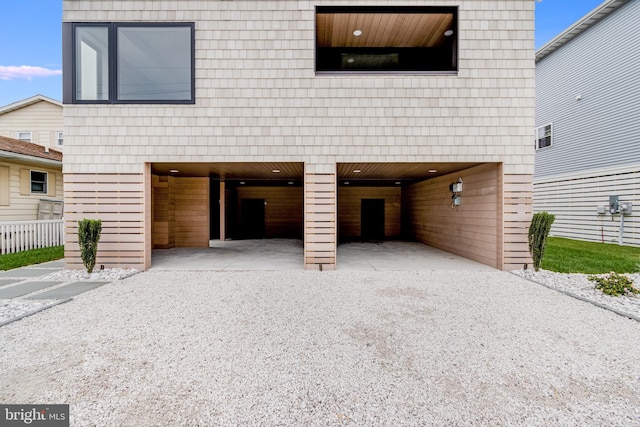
[78,219,102,273]
[589,272,639,297]
[528,212,555,271]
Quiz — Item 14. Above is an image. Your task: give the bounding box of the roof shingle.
[0,135,63,162]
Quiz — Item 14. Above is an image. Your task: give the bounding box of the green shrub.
[589,272,639,297]
[528,212,555,271]
[78,219,102,273]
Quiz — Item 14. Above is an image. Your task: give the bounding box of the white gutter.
[536,0,629,62]
[0,150,62,168]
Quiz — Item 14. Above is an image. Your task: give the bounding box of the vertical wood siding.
[535,0,640,178]
[151,175,209,249]
[534,166,640,246]
[304,172,336,270]
[338,187,401,239]
[152,175,175,249]
[64,173,146,270]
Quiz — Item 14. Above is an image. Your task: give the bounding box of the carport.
[150,161,304,252]
[337,162,503,269]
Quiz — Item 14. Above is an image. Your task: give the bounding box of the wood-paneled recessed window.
[316,6,457,74]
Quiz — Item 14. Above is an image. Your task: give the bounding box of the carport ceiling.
[152,162,304,180]
[338,162,481,182]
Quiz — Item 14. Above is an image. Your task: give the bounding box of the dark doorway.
[361,199,385,241]
[240,199,266,239]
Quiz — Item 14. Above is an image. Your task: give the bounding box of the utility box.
[619,202,633,215]
[597,206,607,215]
[609,195,619,214]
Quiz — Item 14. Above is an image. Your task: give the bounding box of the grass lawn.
[0,246,64,271]
[542,237,640,274]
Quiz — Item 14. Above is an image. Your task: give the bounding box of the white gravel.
[1,270,640,426]
[0,299,62,325]
[512,269,640,320]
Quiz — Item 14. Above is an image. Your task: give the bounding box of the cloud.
[0,65,62,81]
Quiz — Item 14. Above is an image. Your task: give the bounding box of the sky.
[0,0,606,107]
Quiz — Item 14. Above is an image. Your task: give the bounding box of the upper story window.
[316,6,457,74]
[56,131,64,146]
[536,124,553,150]
[31,171,48,194]
[17,131,32,142]
[65,22,195,104]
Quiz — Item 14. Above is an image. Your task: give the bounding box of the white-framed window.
[30,170,48,194]
[17,131,32,142]
[56,131,64,146]
[536,124,552,150]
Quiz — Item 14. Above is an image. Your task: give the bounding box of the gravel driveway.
[1,270,639,426]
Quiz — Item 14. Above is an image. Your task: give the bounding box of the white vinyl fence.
[0,219,65,255]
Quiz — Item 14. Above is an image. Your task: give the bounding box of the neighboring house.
[535,0,639,246]
[61,0,535,271]
[0,135,63,221]
[0,95,64,152]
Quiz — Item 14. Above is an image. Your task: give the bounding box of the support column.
[219,181,226,241]
[304,164,337,270]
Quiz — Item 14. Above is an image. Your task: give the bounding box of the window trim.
[56,131,64,146]
[315,6,458,75]
[16,131,32,142]
[65,22,196,104]
[536,123,553,150]
[30,170,48,195]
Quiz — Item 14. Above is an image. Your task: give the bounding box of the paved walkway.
[0,260,109,326]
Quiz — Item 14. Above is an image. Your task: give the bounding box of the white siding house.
[61,0,535,271]
[535,0,640,246]
[0,136,63,221]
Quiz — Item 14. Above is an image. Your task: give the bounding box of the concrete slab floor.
[150,239,495,271]
[337,241,496,271]
[151,239,304,271]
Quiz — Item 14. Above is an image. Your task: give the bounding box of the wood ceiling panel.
[337,163,481,181]
[316,13,454,48]
[152,162,304,180]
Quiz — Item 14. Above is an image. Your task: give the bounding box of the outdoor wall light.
[450,177,463,208]
[272,169,281,173]
[169,169,179,173]
[353,29,362,36]
[444,30,454,36]
[428,169,438,173]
